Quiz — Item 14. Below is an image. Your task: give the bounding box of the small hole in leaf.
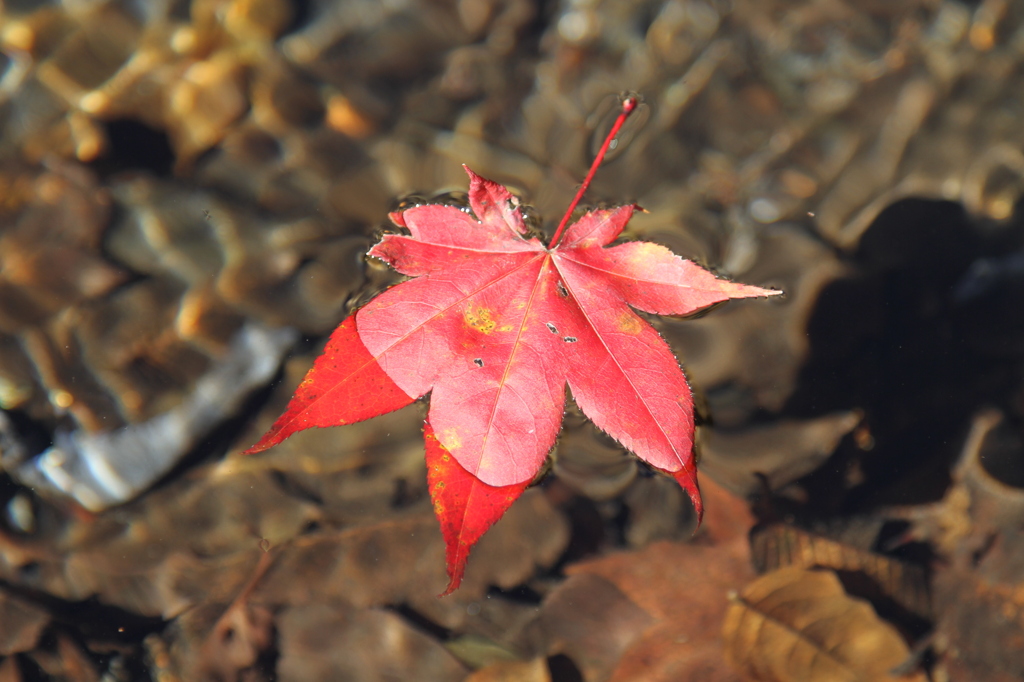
[546,322,558,333]
[563,336,577,343]
[473,358,484,367]
[557,282,568,298]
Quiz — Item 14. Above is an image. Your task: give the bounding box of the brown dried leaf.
[525,573,656,681]
[523,477,755,682]
[444,634,521,669]
[168,549,276,681]
[183,602,274,681]
[934,540,1024,682]
[901,409,1024,681]
[254,486,566,614]
[600,537,753,682]
[254,515,443,608]
[276,601,467,682]
[0,591,49,655]
[722,567,924,682]
[465,657,551,682]
[751,524,931,619]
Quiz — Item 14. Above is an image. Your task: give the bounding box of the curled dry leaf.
[722,567,925,682]
[751,523,931,620]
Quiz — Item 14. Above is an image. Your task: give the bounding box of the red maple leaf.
[246,97,781,593]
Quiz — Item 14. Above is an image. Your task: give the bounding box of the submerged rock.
[13,322,296,511]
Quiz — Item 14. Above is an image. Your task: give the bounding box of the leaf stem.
[548,95,638,249]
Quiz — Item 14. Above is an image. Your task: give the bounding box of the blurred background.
[0,0,1023,680]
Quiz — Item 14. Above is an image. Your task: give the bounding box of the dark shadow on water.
[784,198,1024,515]
[89,119,175,178]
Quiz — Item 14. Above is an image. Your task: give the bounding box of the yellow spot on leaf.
[618,312,643,335]
[630,242,663,260]
[440,428,463,452]
[464,306,497,334]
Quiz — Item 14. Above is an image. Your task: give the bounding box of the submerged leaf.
[722,567,924,682]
